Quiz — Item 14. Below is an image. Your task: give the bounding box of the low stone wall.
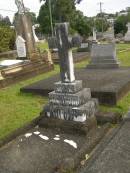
[0,60,54,89]
[52,51,89,64]
[0,50,17,59]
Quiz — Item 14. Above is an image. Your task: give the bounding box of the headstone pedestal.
[87,43,119,69]
[42,23,98,122]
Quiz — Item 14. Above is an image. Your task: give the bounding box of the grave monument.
[124,23,130,42]
[42,23,98,122]
[16,35,26,59]
[15,0,37,60]
[103,22,115,42]
[87,43,119,69]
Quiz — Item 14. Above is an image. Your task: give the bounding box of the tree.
[95,18,109,32]
[37,0,83,35]
[0,25,15,52]
[71,11,91,37]
[0,15,11,26]
[114,12,130,34]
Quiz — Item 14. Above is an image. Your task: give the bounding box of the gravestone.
[16,36,26,59]
[42,23,98,122]
[15,0,36,60]
[124,23,130,42]
[103,26,115,42]
[87,43,119,69]
[92,27,97,43]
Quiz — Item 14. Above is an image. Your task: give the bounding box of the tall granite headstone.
[124,23,130,42]
[43,23,98,122]
[15,0,36,60]
[87,43,119,69]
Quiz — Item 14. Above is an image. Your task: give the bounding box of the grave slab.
[21,67,130,105]
[0,127,86,173]
[0,120,109,173]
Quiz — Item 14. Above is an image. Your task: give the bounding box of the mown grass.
[0,43,130,140]
[0,65,60,139]
[116,43,130,51]
[0,60,88,140]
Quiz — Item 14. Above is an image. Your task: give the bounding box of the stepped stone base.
[87,44,119,69]
[42,80,98,122]
[87,63,119,69]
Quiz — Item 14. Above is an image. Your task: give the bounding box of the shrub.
[0,26,16,53]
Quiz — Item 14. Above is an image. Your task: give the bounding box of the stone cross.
[51,23,81,83]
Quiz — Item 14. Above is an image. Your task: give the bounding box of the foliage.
[95,18,109,32]
[71,11,91,37]
[114,12,130,35]
[37,0,85,36]
[0,26,16,53]
[0,15,11,26]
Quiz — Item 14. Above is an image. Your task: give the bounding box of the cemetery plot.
[0,59,53,89]
[0,119,110,173]
[21,67,130,106]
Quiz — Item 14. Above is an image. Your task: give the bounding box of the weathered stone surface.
[0,127,86,173]
[87,43,119,69]
[81,116,130,173]
[49,88,91,107]
[42,23,98,122]
[0,122,110,173]
[44,99,98,122]
[54,80,83,94]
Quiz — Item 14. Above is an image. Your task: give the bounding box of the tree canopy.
[37,0,86,36]
[114,12,130,35]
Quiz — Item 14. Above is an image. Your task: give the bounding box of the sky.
[0,0,130,22]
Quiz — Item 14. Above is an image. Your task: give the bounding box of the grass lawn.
[0,43,130,140]
[116,43,130,51]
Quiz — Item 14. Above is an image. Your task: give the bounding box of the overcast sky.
[0,0,130,22]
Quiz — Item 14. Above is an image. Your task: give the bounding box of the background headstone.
[87,43,119,69]
[16,36,26,58]
[124,23,130,42]
[15,0,36,60]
